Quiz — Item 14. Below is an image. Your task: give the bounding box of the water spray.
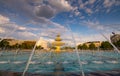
[22,36,41,76]
[66,24,85,76]
[100,32,120,53]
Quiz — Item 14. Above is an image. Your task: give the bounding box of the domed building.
[36,37,49,50]
[110,33,120,43]
[110,32,120,50]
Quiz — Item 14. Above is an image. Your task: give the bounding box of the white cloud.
[0,0,119,44]
[85,8,93,14]
[103,0,116,8]
[0,14,68,40]
[34,0,72,19]
[27,0,43,6]
[0,0,72,21]
[48,0,72,12]
[84,20,120,33]
[0,15,10,24]
[80,4,84,9]
[104,0,112,7]
[35,5,56,19]
[0,28,5,33]
[18,26,26,30]
[0,15,38,40]
[77,0,119,15]
[88,0,96,4]
[17,31,37,40]
[78,1,94,15]
[0,0,71,40]
[75,10,80,16]
[80,16,85,19]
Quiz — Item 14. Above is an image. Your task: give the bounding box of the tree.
[36,45,44,49]
[89,43,96,50]
[51,46,56,50]
[82,44,88,50]
[21,41,35,49]
[0,39,9,50]
[77,44,88,50]
[100,41,113,50]
[77,44,82,50]
[62,46,75,50]
[11,43,20,49]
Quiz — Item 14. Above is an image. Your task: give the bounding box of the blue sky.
[0,0,120,44]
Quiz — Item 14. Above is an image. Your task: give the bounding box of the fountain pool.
[0,51,120,74]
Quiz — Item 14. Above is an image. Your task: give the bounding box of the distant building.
[36,37,49,50]
[4,39,24,46]
[2,38,49,50]
[3,38,36,46]
[84,41,101,47]
[110,33,120,50]
[110,33,120,43]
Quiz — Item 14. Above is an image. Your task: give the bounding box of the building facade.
[84,41,101,47]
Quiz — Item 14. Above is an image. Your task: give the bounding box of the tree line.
[0,40,43,50]
[0,39,120,51]
[77,40,120,50]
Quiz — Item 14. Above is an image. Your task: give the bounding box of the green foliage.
[62,46,75,50]
[51,46,56,49]
[89,43,96,50]
[77,44,88,50]
[36,45,44,49]
[82,44,88,50]
[0,39,45,50]
[0,39,9,49]
[77,44,82,49]
[100,41,113,50]
[20,41,35,49]
[10,43,20,49]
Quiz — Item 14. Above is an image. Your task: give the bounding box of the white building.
[36,37,49,50]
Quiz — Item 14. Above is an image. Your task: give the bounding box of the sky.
[0,0,120,45]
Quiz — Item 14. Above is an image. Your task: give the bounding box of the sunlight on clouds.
[0,15,10,24]
[88,0,96,4]
[48,0,72,12]
[0,28,5,33]
[103,0,115,8]
[0,0,119,44]
[85,8,93,14]
[0,14,38,40]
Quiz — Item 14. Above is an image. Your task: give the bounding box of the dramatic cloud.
[0,0,72,19]
[0,15,10,24]
[0,14,67,40]
[103,0,115,8]
[35,5,55,19]
[0,0,119,45]
[88,0,96,4]
[85,8,93,14]
[83,20,107,32]
[83,20,120,33]
[48,0,72,12]
[0,0,72,33]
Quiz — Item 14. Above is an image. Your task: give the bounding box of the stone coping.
[0,70,120,76]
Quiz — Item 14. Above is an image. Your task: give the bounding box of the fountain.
[0,31,120,76]
[52,34,65,53]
